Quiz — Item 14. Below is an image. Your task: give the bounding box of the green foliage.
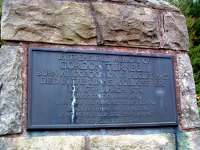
[198,105,200,116]
[167,0,200,46]
[186,5,200,107]
[167,0,200,106]
[0,0,2,17]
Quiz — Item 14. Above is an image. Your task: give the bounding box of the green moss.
[177,132,190,150]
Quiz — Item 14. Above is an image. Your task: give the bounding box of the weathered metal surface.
[28,48,177,129]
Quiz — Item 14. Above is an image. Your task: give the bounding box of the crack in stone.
[71,80,77,124]
[84,136,90,150]
[89,0,104,45]
[0,83,3,95]
[157,10,165,48]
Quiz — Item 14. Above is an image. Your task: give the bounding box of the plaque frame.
[28,47,178,130]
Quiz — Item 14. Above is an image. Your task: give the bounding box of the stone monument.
[0,0,200,149]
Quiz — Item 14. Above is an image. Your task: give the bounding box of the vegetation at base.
[167,0,200,108]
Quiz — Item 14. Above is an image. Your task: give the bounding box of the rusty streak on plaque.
[28,48,177,129]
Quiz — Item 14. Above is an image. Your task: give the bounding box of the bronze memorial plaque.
[28,48,177,129]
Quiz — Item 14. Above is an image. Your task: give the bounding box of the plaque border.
[27,47,178,130]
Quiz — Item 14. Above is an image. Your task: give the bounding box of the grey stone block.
[177,53,200,129]
[89,133,176,150]
[0,136,85,150]
[0,45,23,135]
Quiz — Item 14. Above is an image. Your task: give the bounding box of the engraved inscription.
[28,49,177,129]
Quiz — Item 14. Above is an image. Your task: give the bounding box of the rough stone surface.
[1,0,189,51]
[177,53,200,129]
[178,130,200,150]
[106,0,179,11]
[0,45,23,135]
[89,134,176,150]
[0,136,85,150]
[162,12,189,50]
[1,0,96,45]
[93,3,160,48]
